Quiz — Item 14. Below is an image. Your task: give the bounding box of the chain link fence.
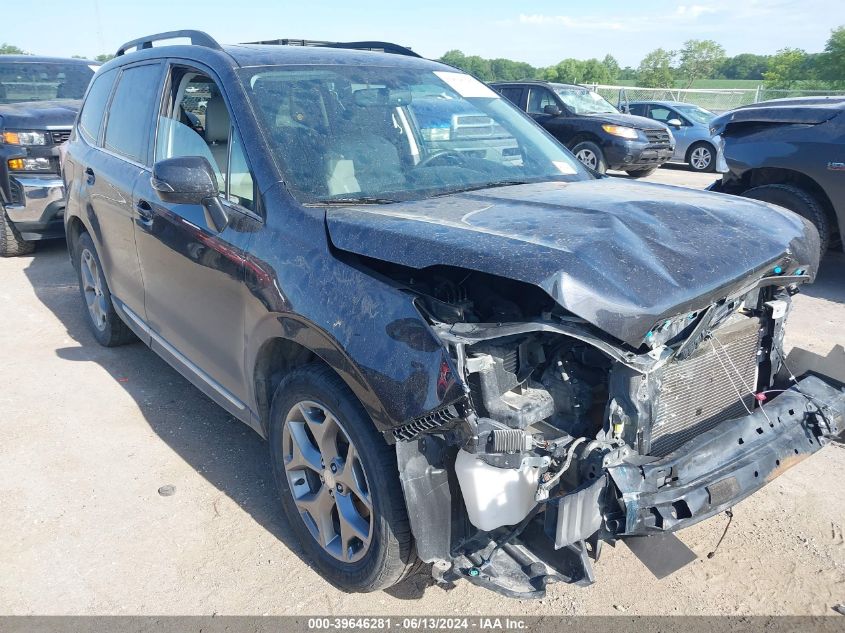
[586,84,845,113]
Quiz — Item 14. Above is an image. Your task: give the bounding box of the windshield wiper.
[308,196,401,206]
[432,179,535,197]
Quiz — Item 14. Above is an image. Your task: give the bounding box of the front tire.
[269,364,419,592]
[687,142,715,173]
[625,167,658,178]
[571,141,607,174]
[74,232,136,346]
[741,184,830,255]
[0,207,35,257]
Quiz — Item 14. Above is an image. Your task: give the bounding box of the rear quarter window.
[104,63,162,164]
[78,68,117,144]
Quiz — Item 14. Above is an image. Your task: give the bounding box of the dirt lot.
[1,166,844,616]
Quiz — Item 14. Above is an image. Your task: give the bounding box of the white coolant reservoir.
[455,449,541,531]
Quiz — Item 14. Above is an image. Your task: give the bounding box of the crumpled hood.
[0,100,81,129]
[326,179,819,347]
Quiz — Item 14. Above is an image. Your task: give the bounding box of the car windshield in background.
[0,62,96,104]
[240,65,587,204]
[554,87,618,115]
[674,103,715,125]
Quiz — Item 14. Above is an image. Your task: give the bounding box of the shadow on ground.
[22,240,430,600]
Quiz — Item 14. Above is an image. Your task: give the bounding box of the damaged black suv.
[63,31,845,597]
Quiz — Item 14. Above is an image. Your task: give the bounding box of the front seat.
[203,95,230,175]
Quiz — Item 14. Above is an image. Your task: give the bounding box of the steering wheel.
[417,150,467,168]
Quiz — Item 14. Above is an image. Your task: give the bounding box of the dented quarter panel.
[326,178,819,347]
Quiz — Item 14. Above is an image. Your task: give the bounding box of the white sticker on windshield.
[553,161,577,175]
[89,65,100,73]
[434,71,499,99]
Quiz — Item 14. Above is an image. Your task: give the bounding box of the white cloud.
[517,14,627,30]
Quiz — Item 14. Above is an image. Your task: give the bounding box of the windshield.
[674,104,715,125]
[0,61,96,104]
[240,65,588,204]
[553,87,618,115]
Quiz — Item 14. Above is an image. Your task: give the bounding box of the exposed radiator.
[650,315,762,457]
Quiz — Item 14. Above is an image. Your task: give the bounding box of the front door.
[132,64,258,411]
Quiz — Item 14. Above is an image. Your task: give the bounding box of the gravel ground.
[1,165,844,615]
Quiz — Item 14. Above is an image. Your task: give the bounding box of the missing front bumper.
[606,375,845,537]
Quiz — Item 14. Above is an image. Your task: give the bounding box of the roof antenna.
[707,508,734,559]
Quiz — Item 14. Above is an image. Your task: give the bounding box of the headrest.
[204,95,229,143]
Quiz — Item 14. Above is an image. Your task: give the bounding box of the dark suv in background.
[710,96,845,256]
[491,80,674,176]
[0,55,97,256]
[62,31,844,599]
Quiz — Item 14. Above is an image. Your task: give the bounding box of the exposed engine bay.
[371,259,845,598]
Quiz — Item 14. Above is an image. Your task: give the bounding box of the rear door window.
[104,63,162,164]
[497,86,523,107]
[78,68,117,144]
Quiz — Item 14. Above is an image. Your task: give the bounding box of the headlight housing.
[2,130,49,146]
[601,124,639,140]
[8,157,52,172]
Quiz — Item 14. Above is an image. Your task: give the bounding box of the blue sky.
[5,0,844,67]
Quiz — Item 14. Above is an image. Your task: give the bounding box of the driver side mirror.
[543,104,562,116]
[666,118,683,128]
[151,156,229,233]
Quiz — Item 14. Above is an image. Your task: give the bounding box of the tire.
[686,142,716,173]
[741,184,831,255]
[0,207,35,257]
[571,141,607,174]
[625,167,658,178]
[269,364,419,592]
[74,232,136,346]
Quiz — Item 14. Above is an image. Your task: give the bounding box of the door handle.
[84,167,95,185]
[135,199,154,223]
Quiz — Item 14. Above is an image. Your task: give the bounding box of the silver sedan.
[624,101,725,173]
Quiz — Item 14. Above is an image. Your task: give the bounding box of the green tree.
[638,48,675,88]
[439,49,467,70]
[94,53,115,63]
[582,58,612,84]
[764,48,808,88]
[601,54,620,82]
[819,25,845,86]
[0,43,26,55]
[718,53,770,80]
[678,39,726,88]
[544,59,586,83]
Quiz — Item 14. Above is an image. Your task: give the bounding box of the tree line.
[3,26,843,89]
[440,26,844,89]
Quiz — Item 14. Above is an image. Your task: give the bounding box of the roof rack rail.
[243,39,422,59]
[116,30,222,57]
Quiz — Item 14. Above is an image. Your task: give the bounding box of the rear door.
[132,63,258,412]
[79,62,163,323]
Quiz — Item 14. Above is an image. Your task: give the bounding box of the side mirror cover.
[667,118,683,128]
[151,155,228,232]
[543,104,562,116]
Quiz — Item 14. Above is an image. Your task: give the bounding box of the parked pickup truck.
[709,96,845,256]
[492,80,675,176]
[0,55,97,256]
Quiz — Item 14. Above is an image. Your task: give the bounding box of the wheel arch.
[250,317,396,440]
[740,167,840,245]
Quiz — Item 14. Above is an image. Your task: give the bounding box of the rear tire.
[687,142,716,173]
[571,141,607,174]
[269,364,419,592]
[74,232,136,346]
[741,184,830,255]
[0,207,35,257]
[625,167,658,178]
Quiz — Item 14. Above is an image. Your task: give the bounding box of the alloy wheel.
[575,149,598,170]
[80,249,107,331]
[690,146,712,170]
[282,400,373,563]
